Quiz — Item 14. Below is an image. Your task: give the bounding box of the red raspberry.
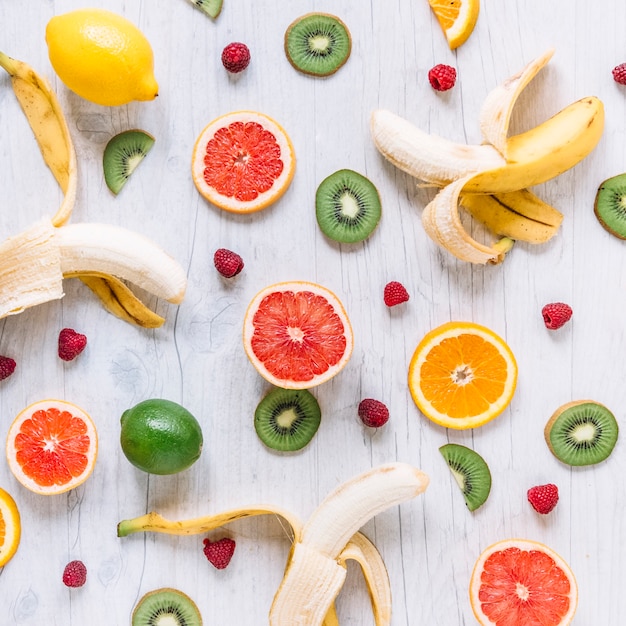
[358,399,390,428]
[541,302,573,330]
[384,281,410,307]
[62,560,87,587]
[214,248,244,278]
[613,63,626,85]
[0,355,16,381]
[527,483,559,514]
[221,42,251,73]
[428,64,456,91]
[58,328,87,361]
[203,537,236,569]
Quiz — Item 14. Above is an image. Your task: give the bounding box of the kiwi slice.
[193,0,223,19]
[439,443,492,512]
[254,388,321,452]
[545,400,618,466]
[284,13,352,77]
[316,169,382,243]
[132,587,202,626]
[594,173,626,239]
[103,129,155,195]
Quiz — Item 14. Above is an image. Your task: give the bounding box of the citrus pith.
[469,539,578,626]
[191,110,295,213]
[243,281,353,389]
[0,487,21,566]
[427,0,479,50]
[408,321,517,429]
[6,399,98,495]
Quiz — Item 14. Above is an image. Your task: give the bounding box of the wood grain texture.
[1,0,624,623]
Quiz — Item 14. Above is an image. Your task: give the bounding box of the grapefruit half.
[0,487,21,566]
[243,281,353,389]
[6,399,98,495]
[192,110,295,213]
[469,538,578,626]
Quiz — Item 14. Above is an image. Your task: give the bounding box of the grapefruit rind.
[191,110,296,214]
[408,321,517,429]
[6,399,98,496]
[469,538,578,626]
[0,487,21,566]
[243,281,354,390]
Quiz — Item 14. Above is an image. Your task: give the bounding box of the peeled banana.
[371,48,604,263]
[117,462,430,625]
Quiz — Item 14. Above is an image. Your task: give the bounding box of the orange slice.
[469,539,578,625]
[408,321,517,429]
[428,0,479,50]
[243,281,353,389]
[0,487,21,566]
[191,110,296,213]
[6,399,98,495]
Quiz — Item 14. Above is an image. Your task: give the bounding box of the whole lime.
[120,399,203,475]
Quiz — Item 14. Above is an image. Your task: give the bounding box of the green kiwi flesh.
[439,443,492,512]
[103,129,155,195]
[316,169,382,243]
[132,587,202,626]
[594,173,626,239]
[255,388,321,452]
[284,13,352,77]
[545,400,618,466]
[193,0,223,19]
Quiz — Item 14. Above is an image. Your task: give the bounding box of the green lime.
[120,399,203,475]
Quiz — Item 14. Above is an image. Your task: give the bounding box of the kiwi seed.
[132,587,202,626]
[544,400,619,466]
[103,129,155,195]
[316,169,382,243]
[284,13,352,77]
[439,443,492,512]
[594,173,626,239]
[193,0,223,19]
[254,387,322,452]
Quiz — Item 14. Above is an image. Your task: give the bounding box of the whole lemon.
[120,399,203,475]
[45,8,159,106]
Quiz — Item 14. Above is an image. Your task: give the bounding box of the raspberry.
[221,42,251,73]
[0,355,16,381]
[358,399,390,428]
[613,63,626,85]
[214,248,244,278]
[541,302,573,330]
[428,64,456,91]
[203,537,236,569]
[62,560,87,587]
[58,328,87,361]
[384,281,410,307]
[527,483,559,514]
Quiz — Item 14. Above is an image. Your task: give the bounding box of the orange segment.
[6,399,98,495]
[0,487,21,566]
[408,321,517,429]
[191,110,295,213]
[469,539,578,626]
[428,0,480,49]
[243,281,353,389]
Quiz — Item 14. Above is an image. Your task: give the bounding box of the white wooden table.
[1,0,625,623]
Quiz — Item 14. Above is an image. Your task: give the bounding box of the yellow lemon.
[45,8,159,106]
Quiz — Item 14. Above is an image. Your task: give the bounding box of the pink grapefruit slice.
[469,538,578,625]
[243,281,353,389]
[191,110,295,213]
[6,399,98,495]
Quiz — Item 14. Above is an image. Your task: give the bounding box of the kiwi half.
[132,587,202,626]
[439,443,492,512]
[103,129,155,195]
[594,173,626,239]
[545,400,618,466]
[316,169,382,243]
[255,388,321,452]
[193,0,223,19]
[284,13,352,77]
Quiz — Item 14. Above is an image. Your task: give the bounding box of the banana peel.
[371,48,604,264]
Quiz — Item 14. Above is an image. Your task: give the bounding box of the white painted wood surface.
[1,0,625,623]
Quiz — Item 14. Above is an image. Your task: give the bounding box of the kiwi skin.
[103,129,155,195]
[132,587,202,626]
[594,173,626,239]
[544,400,619,467]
